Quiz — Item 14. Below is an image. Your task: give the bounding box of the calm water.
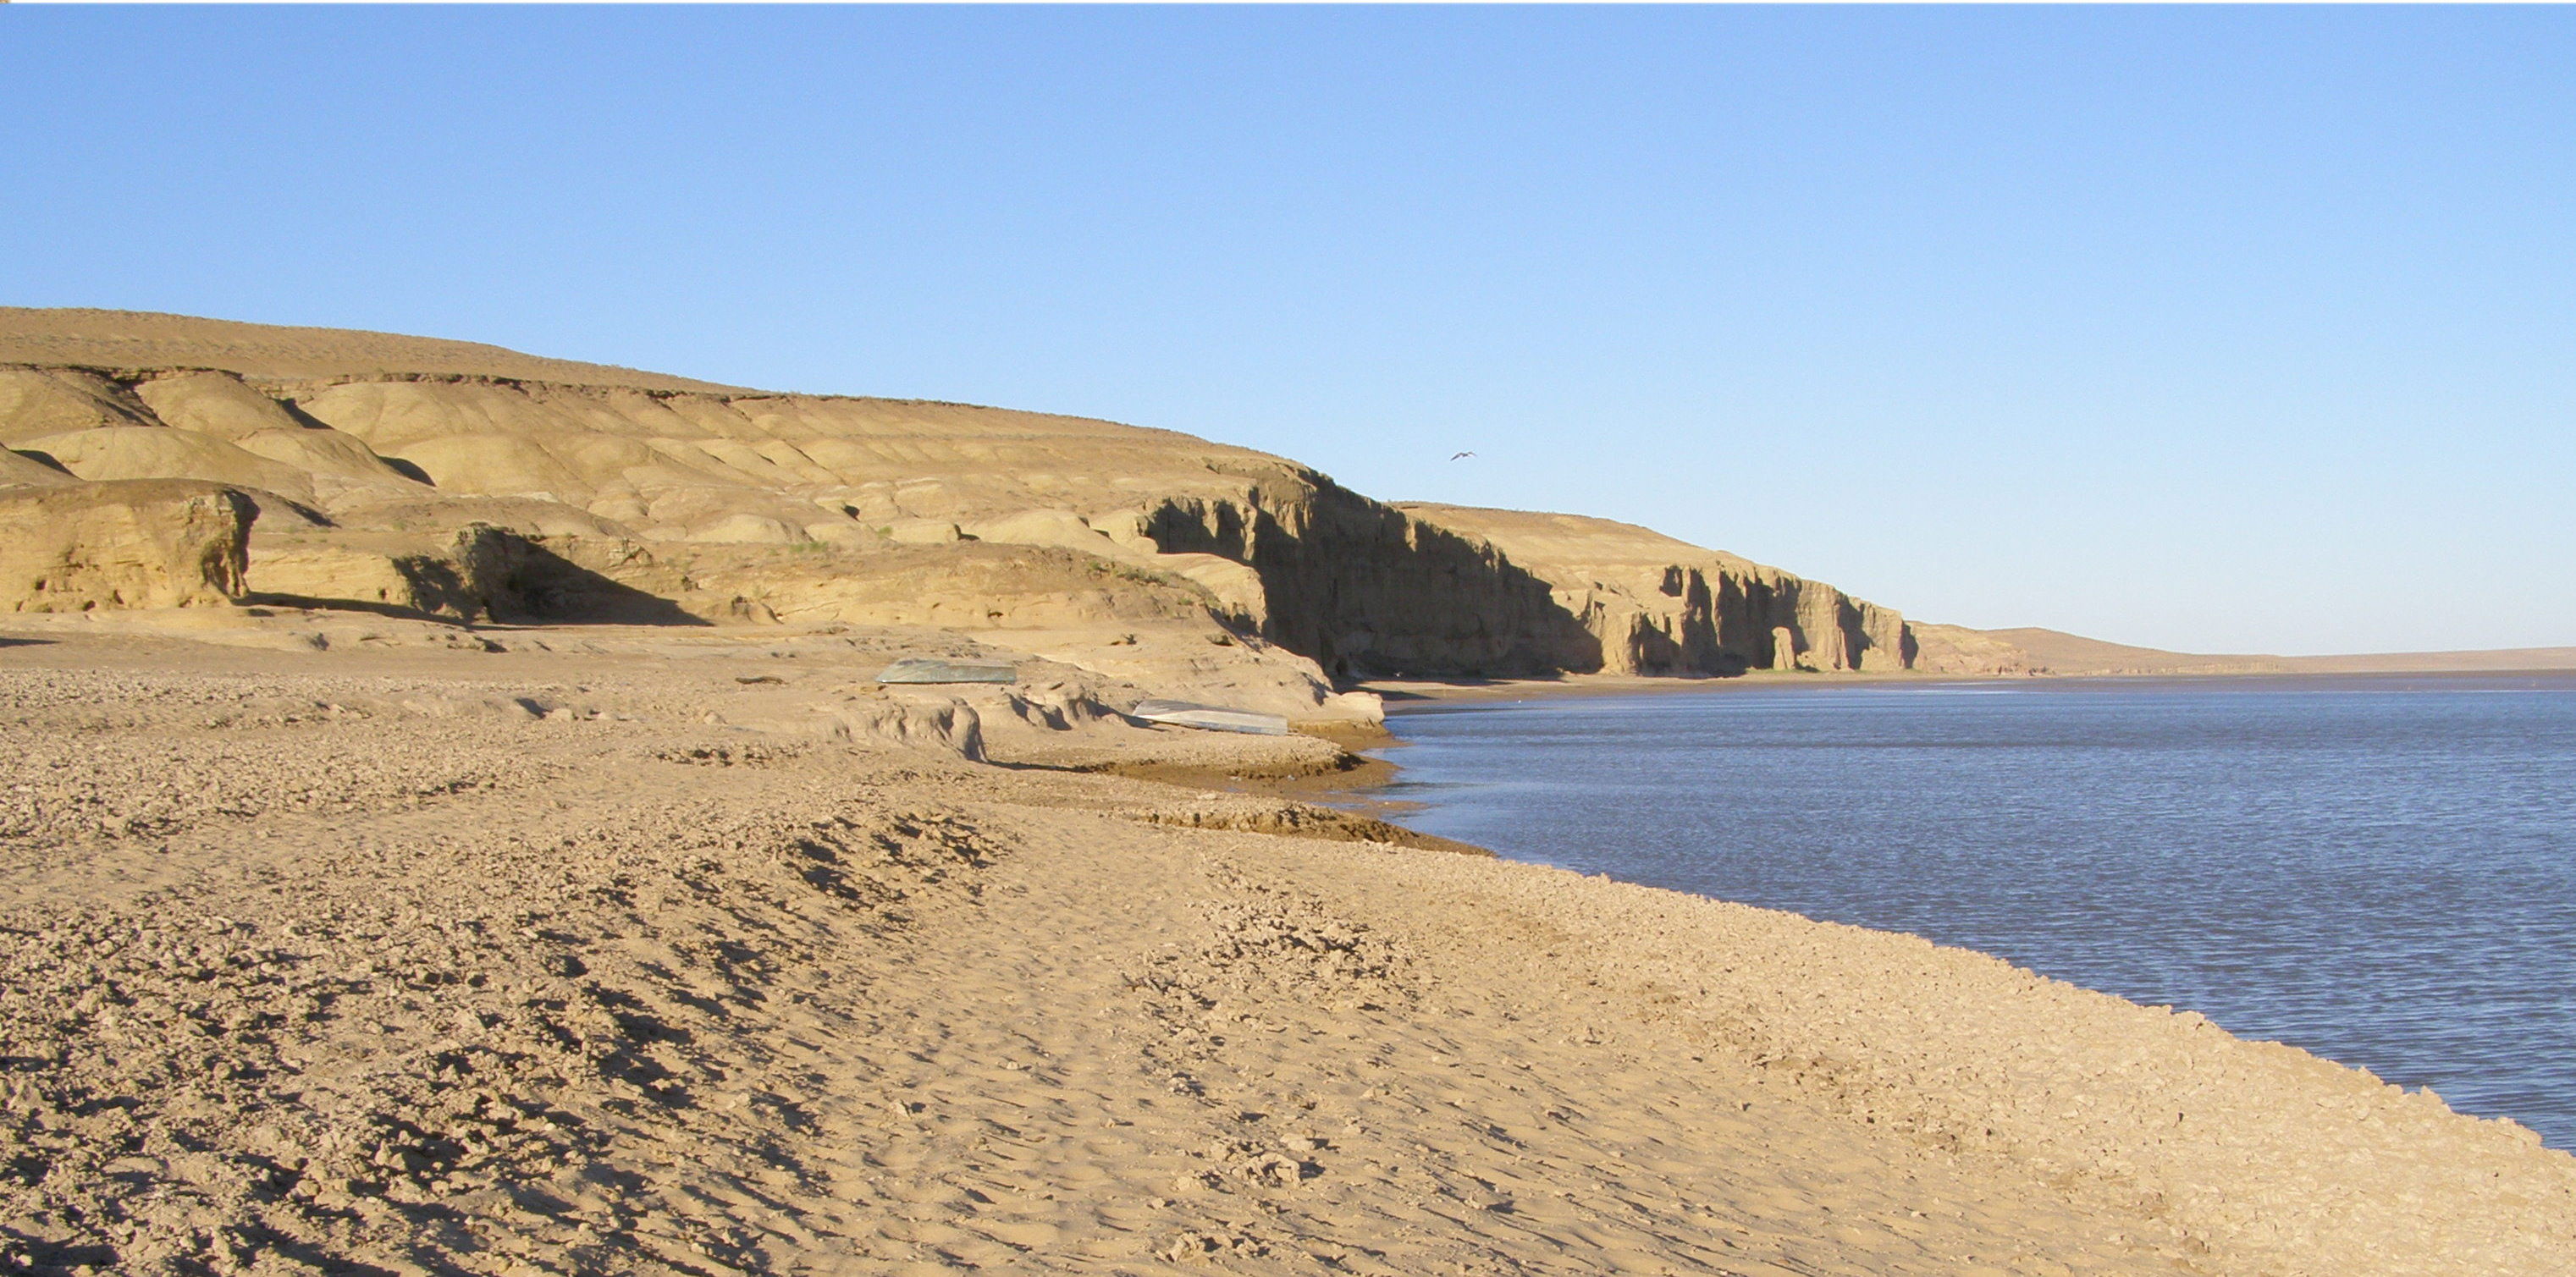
[1378,674,2576,1149]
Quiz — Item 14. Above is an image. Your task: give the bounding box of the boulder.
[824,698,987,761]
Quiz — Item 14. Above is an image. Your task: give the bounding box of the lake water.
[1377,674,2576,1149]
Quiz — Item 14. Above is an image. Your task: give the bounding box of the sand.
[3,616,2573,1277]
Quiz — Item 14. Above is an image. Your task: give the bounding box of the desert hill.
[0,308,1918,707]
[1957,628,2293,676]
[0,307,748,394]
[1908,625,2576,678]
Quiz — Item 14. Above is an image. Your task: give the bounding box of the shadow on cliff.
[242,592,482,625]
[500,542,711,626]
[1140,474,1602,680]
[243,542,709,628]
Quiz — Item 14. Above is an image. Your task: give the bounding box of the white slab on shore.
[877,658,1018,685]
[1128,697,1291,735]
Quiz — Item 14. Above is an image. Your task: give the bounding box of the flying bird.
[1449,450,1476,460]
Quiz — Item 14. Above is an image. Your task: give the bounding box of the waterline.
[1380,674,2576,1148]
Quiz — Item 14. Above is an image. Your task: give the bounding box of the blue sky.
[6,7,2571,654]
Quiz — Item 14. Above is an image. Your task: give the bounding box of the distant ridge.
[1928,626,2576,677]
[2278,646,2576,674]
[0,307,752,394]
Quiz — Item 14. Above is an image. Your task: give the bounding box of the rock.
[0,479,253,611]
[826,698,986,761]
[249,522,527,622]
[877,658,1018,685]
[1129,699,1291,736]
[1394,504,1916,676]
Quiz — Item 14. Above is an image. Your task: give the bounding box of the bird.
[1449,450,1476,460]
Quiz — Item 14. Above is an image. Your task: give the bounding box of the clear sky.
[6,7,2571,655]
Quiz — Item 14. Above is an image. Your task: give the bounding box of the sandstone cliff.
[0,307,1911,686]
[1393,504,1914,675]
[0,479,252,612]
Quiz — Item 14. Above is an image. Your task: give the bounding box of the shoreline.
[1355,670,2576,1154]
[1362,663,2576,710]
[1360,669,1932,707]
[4,622,2572,1275]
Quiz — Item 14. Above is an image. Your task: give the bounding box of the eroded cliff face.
[0,308,1911,683]
[1106,474,1602,678]
[1392,504,1916,675]
[0,480,252,612]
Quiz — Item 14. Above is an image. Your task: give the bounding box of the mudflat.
[3,617,2572,1277]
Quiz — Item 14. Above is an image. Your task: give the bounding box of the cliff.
[0,307,1906,684]
[0,479,252,613]
[1393,504,1914,674]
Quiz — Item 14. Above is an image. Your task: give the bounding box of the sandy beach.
[3,616,2570,1277]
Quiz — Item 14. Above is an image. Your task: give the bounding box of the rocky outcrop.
[0,479,252,612]
[1107,476,1603,678]
[249,519,530,623]
[1391,504,1915,674]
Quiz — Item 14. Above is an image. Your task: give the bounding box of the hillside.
[1910,626,2576,678]
[0,308,1917,704]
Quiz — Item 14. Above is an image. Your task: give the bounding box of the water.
[1378,674,2576,1148]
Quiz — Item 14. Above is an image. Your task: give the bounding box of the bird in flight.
[1449,450,1476,460]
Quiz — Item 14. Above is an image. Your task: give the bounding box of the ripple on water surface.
[1380,674,2576,1149]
